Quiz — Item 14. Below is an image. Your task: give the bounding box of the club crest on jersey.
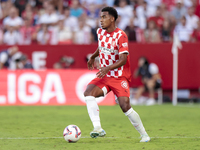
[121,81,128,89]
[122,42,128,47]
[111,41,116,47]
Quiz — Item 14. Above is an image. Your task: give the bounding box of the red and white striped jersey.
[97,27,131,82]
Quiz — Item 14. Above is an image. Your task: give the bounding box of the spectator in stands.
[171,0,187,23]
[160,3,171,20]
[15,54,33,69]
[85,3,99,27]
[3,25,22,45]
[169,15,177,30]
[174,16,193,42]
[148,6,164,30]
[36,24,51,44]
[145,0,162,8]
[131,8,146,30]
[38,0,50,16]
[21,4,36,25]
[145,0,162,16]
[57,19,73,44]
[49,0,63,14]
[81,11,97,30]
[144,20,161,43]
[161,19,172,42]
[183,0,193,8]
[62,0,72,8]
[28,0,37,7]
[39,4,59,26]
[95,0,114,8]
[0,0,14,23]
[124,17,137,42]
[190,20,200,42]
[3,6,23,31]
[0,46,19,69]
[38,3,59,45]
[126,9,146,42]
[131,56,162,106]
[115,0,133,30]
[80,0,97,9]
[73,18,92,44]
[70,0,84,18]
[63,7,79,31]
[20,17,37,45]
[14,0,29,16]
[136,0,156,19]
[186,6,199,29]
[0,29,3,45]
[91,24,98,42]
[113,0,130,7]
[0,2,3,20]
[53,55,75,69]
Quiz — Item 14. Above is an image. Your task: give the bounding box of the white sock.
[125,108,147,136]
[85,96,101,129]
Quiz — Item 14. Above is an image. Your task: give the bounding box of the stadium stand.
[0,0,199,45]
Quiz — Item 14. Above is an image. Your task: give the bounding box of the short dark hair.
[101,7,118,21]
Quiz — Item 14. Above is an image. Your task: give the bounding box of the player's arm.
[87,48,99,70]
[96,53,127,78]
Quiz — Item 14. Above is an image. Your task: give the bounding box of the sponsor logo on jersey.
[121,80,128,89]
[122,43,128,47]
[99,47,114,53]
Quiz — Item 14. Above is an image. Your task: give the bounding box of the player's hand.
[96,67,110,78]
[87,58,95,70]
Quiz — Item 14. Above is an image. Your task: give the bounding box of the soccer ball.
[63,125,81,143]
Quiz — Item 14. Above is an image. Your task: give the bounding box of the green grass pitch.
[0,104,200,150]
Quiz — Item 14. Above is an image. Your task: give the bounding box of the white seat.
[130,88,163,104]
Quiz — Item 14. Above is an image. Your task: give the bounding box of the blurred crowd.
[0,0,200,45]
[0,46,33,69]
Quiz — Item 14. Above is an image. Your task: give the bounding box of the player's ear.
[110,16,115,22]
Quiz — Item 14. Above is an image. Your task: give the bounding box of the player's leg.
[84,84,104,130]
[84,83,107,138]
[146,79,156,105]
[118,96,150,142]
[110,78,150,142]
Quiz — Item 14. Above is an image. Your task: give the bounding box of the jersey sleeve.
[96,28,101,35]
[118,32,129,55]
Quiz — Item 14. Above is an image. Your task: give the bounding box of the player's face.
[100,12,112,29]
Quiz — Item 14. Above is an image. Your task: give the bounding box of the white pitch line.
[0,137,63,140]
[0,136,200,140]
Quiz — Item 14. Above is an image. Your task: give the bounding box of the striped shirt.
[97,27,131,82]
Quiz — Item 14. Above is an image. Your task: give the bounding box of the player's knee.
[120,103,131,112]
[119,98,131,112]
[84,89,99,97]
[84,90,91,97]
